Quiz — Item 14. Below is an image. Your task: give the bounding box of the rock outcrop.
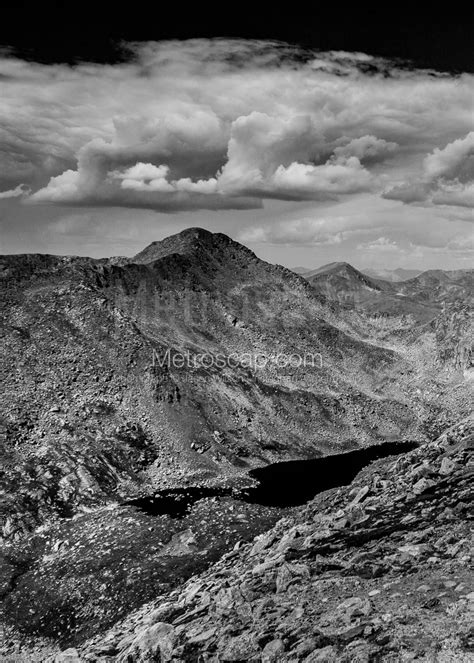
[67,418,472,662]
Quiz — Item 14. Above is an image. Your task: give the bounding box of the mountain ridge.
[1,229,426,543]
[0,228,471,655]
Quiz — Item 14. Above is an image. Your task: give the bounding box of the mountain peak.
[309,261,358,277]
[131,227,258,266]
[132,227,218,264]
[172,227,214,241]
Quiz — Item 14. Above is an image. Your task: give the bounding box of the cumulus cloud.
[30,141,255,211]
[384,131,474,208]
[217,113,376,198]
[111,163,219,195]
[217,113,323,193]
[423,132,474,181]
[1,39,472,212]
[113,163,174,192]
[270,158,373,197]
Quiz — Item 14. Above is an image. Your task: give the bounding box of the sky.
[0,6,473,270]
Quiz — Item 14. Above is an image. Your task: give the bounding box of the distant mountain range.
[293,264,423,282]
[295,260,473,322]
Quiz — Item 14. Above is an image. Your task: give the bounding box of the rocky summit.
[0,229,472,661]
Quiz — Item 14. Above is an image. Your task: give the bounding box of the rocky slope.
[34,417,472,663]
[0,229,472,660]
[303,262,473,396]
[0,229,429,545]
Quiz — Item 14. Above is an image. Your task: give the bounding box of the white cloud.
[31,169,81,202]
[384,131,474,208]
[423,131,474,181]
[113,163,175,192]
[30,143,254,211]
[270,157,374,197]
[211,114,378,199]
[1,40,472,212]
[110,162,219,195]
[217,112,324,194]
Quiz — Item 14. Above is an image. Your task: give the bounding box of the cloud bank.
[0,40,472,213]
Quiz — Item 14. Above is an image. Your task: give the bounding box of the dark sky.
[1,1,473,72]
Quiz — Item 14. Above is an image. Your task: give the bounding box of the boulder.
[117,622,176,663]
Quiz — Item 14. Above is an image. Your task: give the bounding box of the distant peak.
[322,262,354,270]
[310,261,357,276]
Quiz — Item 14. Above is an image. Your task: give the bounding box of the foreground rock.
[38,417,467,662]
[0,444,416,650]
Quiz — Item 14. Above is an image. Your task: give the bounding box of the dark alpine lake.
[127,440,418,515]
